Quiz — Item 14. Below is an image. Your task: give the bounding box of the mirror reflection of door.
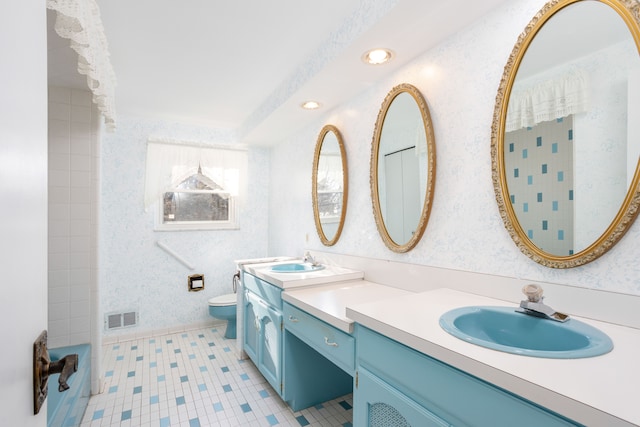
[384,146,420,244]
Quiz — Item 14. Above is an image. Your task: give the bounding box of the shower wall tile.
[70,154,91,171]
[49,302,69,321]
[49,236,69,254]
[70,268,90,286]
[71,88,92,106]
[71,138,92,155]
[49,204,70,221]
[69,235,90,252]
[49,102,71,121]
[49,186,70,204]
[48,86,100,359]
[49,270,69,287]
[70,204,91,220]
[49,170,69,187]
[71,105,92,123]
[49,86,71,104]
[50,136,71,154]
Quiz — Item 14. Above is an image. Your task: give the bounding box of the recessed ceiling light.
[362,48,394,65]
[301,101,321,110]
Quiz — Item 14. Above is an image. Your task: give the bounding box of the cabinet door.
[257,300,283,395]
[355,368,450,427]
[243,292,259,362]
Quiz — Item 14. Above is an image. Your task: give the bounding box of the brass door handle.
[33,330,78,414]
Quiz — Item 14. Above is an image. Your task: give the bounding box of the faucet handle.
[522,284,544,302]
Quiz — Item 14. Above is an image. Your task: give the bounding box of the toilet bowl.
[208,293,237,339]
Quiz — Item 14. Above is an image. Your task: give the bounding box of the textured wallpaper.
[268,0,640,296]
[100,117,270,335]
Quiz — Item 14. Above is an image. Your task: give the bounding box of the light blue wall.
[100,117,270,336]
[268,0,640,296]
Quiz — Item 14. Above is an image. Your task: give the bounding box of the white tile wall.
[48,85,102,394]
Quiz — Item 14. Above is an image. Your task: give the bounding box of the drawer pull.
[324,337,338,347]
[288,315,299,323]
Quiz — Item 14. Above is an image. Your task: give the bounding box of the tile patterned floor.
[81,326,353,426]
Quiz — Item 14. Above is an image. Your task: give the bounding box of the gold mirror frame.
[491,0,640,268]
[312,124,348,246]
[371,83,436,253]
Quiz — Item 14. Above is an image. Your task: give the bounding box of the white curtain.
[317,153,343,193]
[506,70,588,132]
[144,139,248,211]
[47,0,117,131]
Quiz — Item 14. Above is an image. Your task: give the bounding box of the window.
[145,139,247,231]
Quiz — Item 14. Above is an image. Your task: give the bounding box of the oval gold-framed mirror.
[371,83,436,253]
[312,124,348,246]
[492,0,640,268]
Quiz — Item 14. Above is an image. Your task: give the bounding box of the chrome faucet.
[516,284,569,322]
[303,251,319,266]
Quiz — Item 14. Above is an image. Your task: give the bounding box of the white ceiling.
[48,0,510,145]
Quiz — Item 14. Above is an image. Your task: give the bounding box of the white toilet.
[208,293,237,339]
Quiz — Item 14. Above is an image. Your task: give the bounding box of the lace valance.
[506,71,588,132]
[47,0,117,131]
[144,139,248,211]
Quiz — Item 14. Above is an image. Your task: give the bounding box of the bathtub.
[48,344,91,427]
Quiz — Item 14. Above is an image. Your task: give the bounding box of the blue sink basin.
[270,263,325,273]
[439,306,613,358]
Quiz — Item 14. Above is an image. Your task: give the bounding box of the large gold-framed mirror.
[492,0,640,268]
[312,124,348,246]
[371,83,436,253]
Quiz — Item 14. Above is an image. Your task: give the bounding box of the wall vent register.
[105,311,138,330]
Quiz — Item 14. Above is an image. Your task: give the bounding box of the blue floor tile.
[150,395,159,404]
[92,409,104,420]
[266,414,278,425]
[339,400,352,410]
[121,410,132,421]
[133,386,142,394]
[176,396,185,405]
[213,402,224,412]
[189,418,201,427]
[240,403,252,413]
[296,415,310,426]
[222,384,232,392]
[160,417,170,427]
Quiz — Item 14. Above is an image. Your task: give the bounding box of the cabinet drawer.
[356,326,580,427]
[284,302,355,374]
[242,272,282,309]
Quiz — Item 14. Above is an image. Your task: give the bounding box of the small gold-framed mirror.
[312,124,348,246]
[371,83,436,253]
[492,0,640,268]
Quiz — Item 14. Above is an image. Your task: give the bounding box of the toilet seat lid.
[208,293,236,306]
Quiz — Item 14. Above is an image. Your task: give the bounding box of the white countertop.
[282,280,412,333]
[346,288,640,427]
[241,260,364,289]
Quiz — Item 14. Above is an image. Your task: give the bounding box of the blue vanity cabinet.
[354,325,583,427]
[282,302,353,411]
[242,273,284,397]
